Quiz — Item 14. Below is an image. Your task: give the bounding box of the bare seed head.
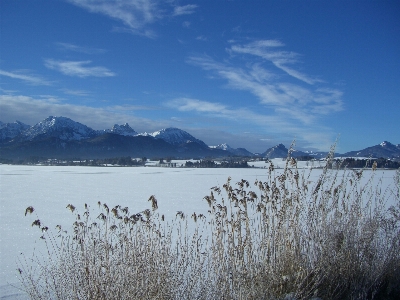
[192,212,197,222]
[66,204,75,213]
[176,211,185,220]
[148,195,158,211]
[103,203,109,214]
[25,206,34,216]
[32,219,41,228]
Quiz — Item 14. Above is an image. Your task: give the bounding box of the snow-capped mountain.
[1,116,399,161]
[0,121,30,142]
[0,117,227,159]
[149,127,208,147]
[261,143,318,158]
[262,143,290,158]
[343,141,400,159]
[210,143,232,151]
[210,143,253,157]
[104,123,138,136]
[20,116,98,141]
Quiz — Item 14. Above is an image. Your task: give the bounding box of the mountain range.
[1,116,399,161]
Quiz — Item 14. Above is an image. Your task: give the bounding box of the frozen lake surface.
[0,164,398,299]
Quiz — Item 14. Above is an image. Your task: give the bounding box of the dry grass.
[19,144,400,299]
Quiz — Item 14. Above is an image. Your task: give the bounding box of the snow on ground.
[0,165,397,299]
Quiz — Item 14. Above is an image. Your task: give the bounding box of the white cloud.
[173,4,198,16]
[230,40,321,85]
[169,98,226,113]
[187,53,343,125]
[56,42,107,54]
[182,21,191,28]
[61,89,91,97]
[66,0,198,37]
[196,35,207,41]
[45,59,116,78]
[0,69,51,86]
[167,98,290,128]
[0,94,158,132]
[68,0,157,26]
[0,87,17,94]
[166,97,336,151]
[183,40,344,150]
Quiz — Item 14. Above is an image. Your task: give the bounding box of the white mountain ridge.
[0,120,30,140]
[1,116,399,157]
[209,143,233,151]
[0,117,208,148]
[20,116,97,141]
[103,123,138,136]
[148,127,208,147]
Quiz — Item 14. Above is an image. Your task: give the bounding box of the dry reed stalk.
[19,143,400,299]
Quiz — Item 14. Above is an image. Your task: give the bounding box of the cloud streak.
[173,4,198,16]
[167,98,290,129]
[229,40,320,85]
[187,48,343,125]
[183,39,344,149]
[45,59,116,78]
[167,97,336,151]
[61,89,91,97]
[67,0,198,37]
[56,42,107,54]
[0,94,161,132]
[0,69,51,86]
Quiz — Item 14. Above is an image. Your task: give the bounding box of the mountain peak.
[21,116,97,141]
[210,143,254,156]
[380,141,394,148]
[262,143,289,158]
[210,143,232,151]
[150,127,208,147]
[108,123,138,136]
[0,120,31,141]
[275,143,287,149]
[343,141,399,159]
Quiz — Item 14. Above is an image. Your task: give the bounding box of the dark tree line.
[185,160,249,168]
[330,157,400,169]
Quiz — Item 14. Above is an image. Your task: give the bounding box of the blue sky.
[0,0,399,153]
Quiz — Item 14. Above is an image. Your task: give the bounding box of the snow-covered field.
[0,164,398,299]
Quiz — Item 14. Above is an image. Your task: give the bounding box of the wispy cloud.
[167,97,336,150]
[56,42,107,54]
[167,98,281,131]
[0,69,51,86]
[66,0,198,37]
[0,94,161,132]
[168,98,226,114]
[67,0,159,37]
[0,87,18,94]
[196,35,207,41]
[182,21,191,28]
[61,89,91,97]
[183,39,344,149]
[173,4,198,16]
[230,40,320,85]
[45,59,116,78]
[187,52,343,125]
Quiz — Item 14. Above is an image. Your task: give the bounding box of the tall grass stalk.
[20,145,400,299]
